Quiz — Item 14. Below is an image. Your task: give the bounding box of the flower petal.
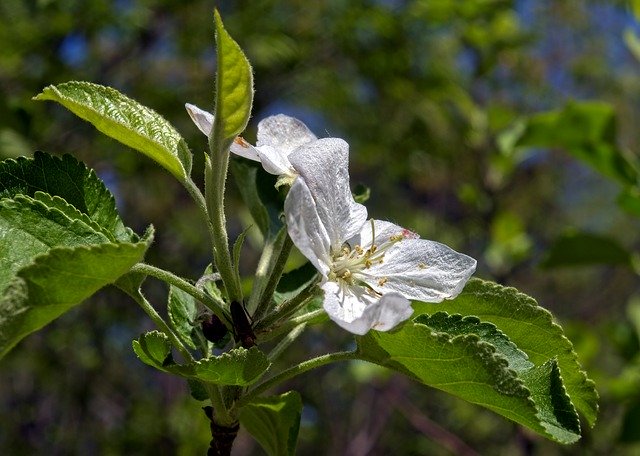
[284,177,332,276]
[251,145,294,176]
[257,114,317,155]
[229,137,261,162]
[185,103,214,136]
[321,282,413,335]
[357,220,477,302]
[288,138,367,250]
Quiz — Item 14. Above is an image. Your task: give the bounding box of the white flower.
[185,103,316,182]
[284,138,477,335]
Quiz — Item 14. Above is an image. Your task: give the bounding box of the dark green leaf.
[357,312,581,443]
[239,391,302,456]
[231,159,283,237]
[168,285,199,350]
[0,151,133,242]
[0,230,153,359]
[541,231,632,268]
[414,279,598,427]
[34,82,191,180]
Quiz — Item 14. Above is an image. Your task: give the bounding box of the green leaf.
[132,330,173,367]
[512,101,638,186]
[230,160,283,237]
[213,10,254,140]
[0,151,133,242]
[168,285,198,350]
[414,279,598,427]
[357,312,581,443]
[541,231,632,268]
[132,334,271,386]
[0,196,110,290]
[34,82,191,180]
[191,347,270,385]
[0,230,153,359]
[274,262,318,305]
[239,391,302,456]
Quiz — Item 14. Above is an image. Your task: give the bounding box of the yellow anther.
[378,277,388,287]
[418,262,427,270]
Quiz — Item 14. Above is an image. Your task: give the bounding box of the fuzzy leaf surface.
[357,311,582,443]
[0,232,152,359]
[413,279,598,427]
[0,151,133,241]
[133,333,270,386]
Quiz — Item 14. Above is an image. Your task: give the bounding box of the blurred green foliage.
[1,0,640,454]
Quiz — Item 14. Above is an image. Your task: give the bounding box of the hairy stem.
[130,263,229,322]
[254,279,320,332]
[125,289,194,363]
[247,226,292,317]
[206,135,243,304]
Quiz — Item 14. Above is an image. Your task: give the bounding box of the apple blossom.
[284,138,477,334]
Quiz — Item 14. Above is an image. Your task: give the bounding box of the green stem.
[204,382,235,426]
[126,289,194,363]
[130,263,229,322]
[267,323,307,362]
[183,178,218,251]
[235,350,358,409]
[257,309,326,343]
[247,227,293,318]
[204,150,243,304]
[254,279,319,332]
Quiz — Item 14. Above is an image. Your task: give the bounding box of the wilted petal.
[257,114,317,154]
[185,103,214,136]
[289,138,367,250]
[284,177,332,276]
[357,220,477,302]
[321,282,413,335]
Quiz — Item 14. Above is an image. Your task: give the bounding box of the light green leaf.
[357,312,581,443]
[0,151,133,242]
[0,231,153,359]
[132,330,173,367]
[213,10,254,140]
[132,335,271,386]
[168,285,198,350]
[239,391,302,456]
[541,231,632,268]
[512,101,638,186]
[34,82,191,180]
[414,279,598,427]
[191,347,270,385]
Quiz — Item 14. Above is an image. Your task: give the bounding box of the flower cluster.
[188,106,477,335]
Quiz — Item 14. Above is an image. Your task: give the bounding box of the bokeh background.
[1,0,640,454]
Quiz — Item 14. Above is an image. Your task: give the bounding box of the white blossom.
[185,103,316,182]
[284,138,477,335]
